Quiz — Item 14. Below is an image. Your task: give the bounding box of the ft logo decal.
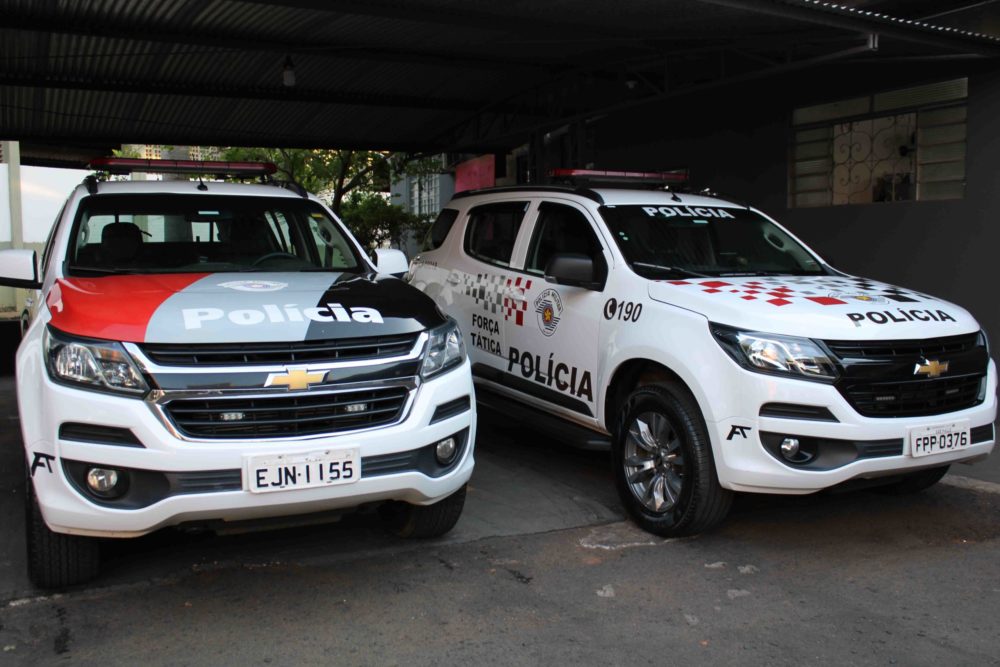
[30,452,56,477]
[727,425,751,441]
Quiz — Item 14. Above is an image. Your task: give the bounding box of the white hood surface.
[647,274,980,339]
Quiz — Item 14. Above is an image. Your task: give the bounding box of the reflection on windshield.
[68,194,363,277]
[599,205,826,279]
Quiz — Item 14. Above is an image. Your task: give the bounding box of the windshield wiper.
[69,266,141,275]
[632,262,710,279]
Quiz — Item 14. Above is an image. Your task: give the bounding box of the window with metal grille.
[410,173,441,218]
[790,78,967,208]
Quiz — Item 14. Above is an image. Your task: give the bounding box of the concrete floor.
[0,376,998,665]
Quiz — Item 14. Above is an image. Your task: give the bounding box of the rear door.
[447,200,533,377]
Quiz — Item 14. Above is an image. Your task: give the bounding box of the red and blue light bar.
[89,157,277,176]
[548,168,689,184]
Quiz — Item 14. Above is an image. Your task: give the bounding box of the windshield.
[67,194,364,276]
[599,204,827,279]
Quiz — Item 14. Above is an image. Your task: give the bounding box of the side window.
[526,202,605,275]
[463,202,528,267]
[424,208,459,251]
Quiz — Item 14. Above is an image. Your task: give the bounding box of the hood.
[647,275,980,339]
[47,272,445,343]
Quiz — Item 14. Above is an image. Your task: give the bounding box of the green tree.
[338,191,424,251]
[220,147,394,216]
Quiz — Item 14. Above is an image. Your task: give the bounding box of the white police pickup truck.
[408,169,996,537]
[0,158,475,588]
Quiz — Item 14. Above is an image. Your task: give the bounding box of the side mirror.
[373,248,409,278]
[0,249,41,289]
[544,253,601,290]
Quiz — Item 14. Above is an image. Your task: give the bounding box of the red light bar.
[88,157,277,176]
[549,168,688,184]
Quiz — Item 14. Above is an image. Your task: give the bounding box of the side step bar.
[475,386,611,451]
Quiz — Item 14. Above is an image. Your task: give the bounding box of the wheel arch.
[603,359,701,432]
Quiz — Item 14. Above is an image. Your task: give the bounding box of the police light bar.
[549,168,688,184]
[88,157,278,176]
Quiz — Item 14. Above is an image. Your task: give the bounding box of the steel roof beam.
[0,72,492,112]
[0,14,565,74]
[235,0,639,40]
[437,41,877,151]
[695,0,1000,55]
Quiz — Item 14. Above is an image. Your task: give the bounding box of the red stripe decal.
[47,274,208,342]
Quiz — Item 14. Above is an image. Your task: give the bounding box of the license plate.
[909,421,970,458]
[244,448,360,493]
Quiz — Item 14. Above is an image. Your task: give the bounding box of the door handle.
[503,287,527,304]
[446,274,461,285]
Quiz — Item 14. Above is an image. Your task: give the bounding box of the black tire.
[875,465,950,495]
[613,382,733,537]
[25,469,101,589]
[380,485,467,538]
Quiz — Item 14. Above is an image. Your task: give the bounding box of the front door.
[503,200,610,425]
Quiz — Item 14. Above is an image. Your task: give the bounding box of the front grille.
[167,470,243,494]
[824,333,987,418]
[839,375,983,417]
[824,333,980,360]
[141,333,420,366]
[164,387,410,438]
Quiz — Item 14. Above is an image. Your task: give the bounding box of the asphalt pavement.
[0,376,998,665]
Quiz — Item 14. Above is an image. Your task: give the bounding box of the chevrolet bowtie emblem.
[914,359,949,378]
[264,367,327,390]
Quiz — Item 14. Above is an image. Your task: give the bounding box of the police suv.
[408,169,996,537]
[0,158,475,588]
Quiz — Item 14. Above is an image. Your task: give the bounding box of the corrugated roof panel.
[3,0,998,153]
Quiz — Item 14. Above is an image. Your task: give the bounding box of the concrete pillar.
[0,141,23,322]
[5,141,23,248]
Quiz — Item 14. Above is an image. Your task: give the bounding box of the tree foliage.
[218,146,441,251]
[338,191,424,251]
[220,147,396,216]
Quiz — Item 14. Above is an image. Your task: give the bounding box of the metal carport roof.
[2,0,999,162]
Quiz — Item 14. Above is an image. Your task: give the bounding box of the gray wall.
[593,66,1000,344]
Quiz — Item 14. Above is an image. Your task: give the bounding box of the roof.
[448,184,748,208]
[78,179,312,200]
[3,0,999,162]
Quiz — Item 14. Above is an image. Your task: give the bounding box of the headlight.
[711,324,838,381]
[420,319,466,379]
[44,327,150,396]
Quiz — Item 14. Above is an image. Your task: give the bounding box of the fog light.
[86,467,122,497]
[435,437,457,464]
[779,438,800,460]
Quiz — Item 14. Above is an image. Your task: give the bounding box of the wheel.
[380,485,467,538]
[24,467,101,589]
[613,382,733,537]
[875,465,950,495]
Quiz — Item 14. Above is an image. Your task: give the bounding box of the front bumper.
[21,358,476,538]
[706,358,997,495]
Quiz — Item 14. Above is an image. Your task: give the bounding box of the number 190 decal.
[604,298,642,322]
